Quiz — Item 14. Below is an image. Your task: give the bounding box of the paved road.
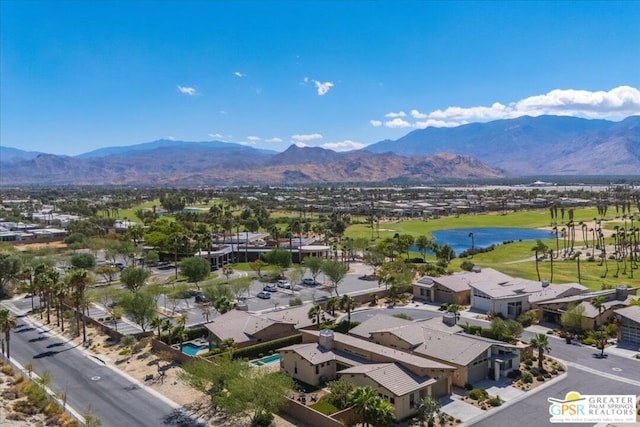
[470,367,640,427]
[2,301,198,427]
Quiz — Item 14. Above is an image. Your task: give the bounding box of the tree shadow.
[28,336,48,343]
[33,350,58,359]
[162,408,207,426]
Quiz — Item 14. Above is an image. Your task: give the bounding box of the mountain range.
[1,115,638,186]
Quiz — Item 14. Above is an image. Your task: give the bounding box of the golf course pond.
[421,227,553,255]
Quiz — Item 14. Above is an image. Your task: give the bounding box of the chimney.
[319,329,334,349]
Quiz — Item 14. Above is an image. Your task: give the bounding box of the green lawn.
[346,207,640,292]
[309,398,339,415]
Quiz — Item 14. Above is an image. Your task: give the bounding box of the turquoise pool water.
[251,354,281,366]
[411,227,552,256]
[181,343,208,356]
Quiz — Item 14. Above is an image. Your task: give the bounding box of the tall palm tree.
[0,309,18,359]
[340,295,356,332]
[68,268,90,343]
[532,240,548,281]
[529,333,551,371]
[591,296,605,327]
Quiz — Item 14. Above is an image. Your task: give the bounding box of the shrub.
[507,369,521,379]
[524,359,533,367]
[289,297,303,306]
[582,337,595,346]
[464,382,473,390]
[439,303,449,311]
[536,375,545,382]
[2,364,14,375]
[488,396,502,407]
[468,388,489,401]
[254,411,273,427]
[521,371,533,384]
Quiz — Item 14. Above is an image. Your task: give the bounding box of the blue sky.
[1,1,639,156]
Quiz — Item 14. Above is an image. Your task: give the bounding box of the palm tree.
[340,295,356,332]
[150,316,164,339]
[349,386,378,427]
[325,297,339,317]
[68,268,90,343]
[371,397,395,427]
[529,333,551,371]
[531,240,548,281]
[0,309,18,359]
[468,232,475,253]
[308,304,322,327]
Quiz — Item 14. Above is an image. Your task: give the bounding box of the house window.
[294,362,297,374]
[410,392,417,409]
[315,365,319,374]
[507,301,522,317]
[390,397,395,404]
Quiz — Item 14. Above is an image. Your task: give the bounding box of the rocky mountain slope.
[364,115,640,175]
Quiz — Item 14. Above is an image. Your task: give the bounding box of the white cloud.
[291,133,323,142]
[265,137,283,143]
[167,136,176,141]
[247,136,261,142]
[303,77,334,95]
[373,86,640,130]
[384,118,411,128]
[314,80,334,96]
[177,85,197,96]
[208,133,224,139]
[414,119,462,129]
[322,140,366,152]
[385,111,406,118]
[233,71,245,77]
[411,109,428,119]
[294,142,308,148]
[370,120,383,127]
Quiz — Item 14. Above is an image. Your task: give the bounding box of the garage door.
[467,363,488,385]
[620,324,640,344]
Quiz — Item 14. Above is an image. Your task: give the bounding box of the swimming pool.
[181,342,208,356]
[251,354,281,366]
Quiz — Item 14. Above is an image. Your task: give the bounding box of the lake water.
[412,227,552,256]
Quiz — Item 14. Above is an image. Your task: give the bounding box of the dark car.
[302,278,316,286]
[263,284,277,292]
[194,293,209,303]
[257,291,271,299]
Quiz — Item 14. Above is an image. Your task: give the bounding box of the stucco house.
[470,277,587,319]
[350,314,520,387]
[278,329,454,421]
[204,304,331,348]
[413,267,513,306]
[534,286,638,329]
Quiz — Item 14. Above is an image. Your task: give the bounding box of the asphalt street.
[2,301,200,427]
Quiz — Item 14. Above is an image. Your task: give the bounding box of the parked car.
[194,293,209,303]
[277,279,292,289]
[302,278,316,286]
[257,291,272,299]
[263,284,277,292]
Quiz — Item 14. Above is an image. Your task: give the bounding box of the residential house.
[470,277,587,319]
[534,286,639,329]
[413,267,513,306]
[350,314,520,387]
[204,305,331,348]
[278,329,454,420]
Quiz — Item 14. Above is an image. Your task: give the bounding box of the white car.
[277,279,292,289]
[302,278,317,286]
